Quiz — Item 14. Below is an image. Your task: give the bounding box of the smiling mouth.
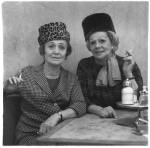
[95,51,104,54]
[51,57,62,60]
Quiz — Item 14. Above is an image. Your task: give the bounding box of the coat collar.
[33,64,68,96]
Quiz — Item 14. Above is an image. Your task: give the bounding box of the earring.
[111,47,115,56]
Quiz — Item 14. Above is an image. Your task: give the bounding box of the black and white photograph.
[2,0,148,146]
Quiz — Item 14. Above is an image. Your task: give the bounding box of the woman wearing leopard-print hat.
[4,22,86,145]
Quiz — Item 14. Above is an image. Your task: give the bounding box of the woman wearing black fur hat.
[4,22,86,145]
[77,13,143,118]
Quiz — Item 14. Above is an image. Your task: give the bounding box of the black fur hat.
[82,13,115,40]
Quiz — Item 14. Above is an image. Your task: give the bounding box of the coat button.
[53,103,58,106]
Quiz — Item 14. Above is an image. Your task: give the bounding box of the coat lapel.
[55,67,68,99]
[33,64,52,95]
[32,64,68,98]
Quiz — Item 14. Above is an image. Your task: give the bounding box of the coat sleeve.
[68,76,86,117]
[76,60,93,107]
[132,63,143,97]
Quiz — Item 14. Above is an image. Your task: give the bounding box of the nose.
[53,46,59,54]
[95,41,101,48]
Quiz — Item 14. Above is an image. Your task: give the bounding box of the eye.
[90,41,96,45]
[59,45,66,50]
[48,44,55,48]
[99,39,106,44]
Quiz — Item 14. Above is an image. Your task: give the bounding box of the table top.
[37,110,148,145]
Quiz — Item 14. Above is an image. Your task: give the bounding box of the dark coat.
[77,55,143,108]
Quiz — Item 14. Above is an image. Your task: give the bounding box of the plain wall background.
[3,1,148,84]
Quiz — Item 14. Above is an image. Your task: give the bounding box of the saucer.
[116,102,148,110]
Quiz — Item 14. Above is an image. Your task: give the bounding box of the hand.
[123,55,135,78]
[8,73,23,84]
[39,113,61,135]
[99,106,117,118]
[4,73,23,94]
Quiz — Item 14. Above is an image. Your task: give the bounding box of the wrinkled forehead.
[45,40,68,46]
[89,31,109,41]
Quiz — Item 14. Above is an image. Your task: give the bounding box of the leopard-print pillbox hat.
[38,22,70,45]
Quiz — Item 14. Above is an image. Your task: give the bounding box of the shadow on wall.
[3,1,148,84]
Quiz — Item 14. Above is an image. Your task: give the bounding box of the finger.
[19,73,22,79]
[103,109,110,118]
[42,127,47,135]
[123,58,132,65]
[107,106,117,118]
[111,110,117,118]
[106,106,112,110]
[105,106,113,112]
[45,126,48,134]
[39,124,46,135]
[16,77,22,83]
[8,78,13,84]
[39,124,43,135]
[46,126,52,134]
[125,55,132,59]
[105,109,113,118]
[126,50,132,56]
[45,124,53,134]
[99,110,106,118]
[123,56,132,61]
[104,106,114,118]
[12,76,17,84]
[130,58,135,65]
[20,78,24,81]
[100,114,107,118]
[16,77,23,83]
[19,73,24,81]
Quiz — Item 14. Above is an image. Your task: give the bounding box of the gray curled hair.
[86,31,119,52]
[106,31,119,51]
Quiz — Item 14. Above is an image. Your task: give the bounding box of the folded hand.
[39,113,61,135]
[99,106,117,118]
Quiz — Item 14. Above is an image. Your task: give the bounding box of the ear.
[39,45,45,56]
[110,46,115,56]
[112,46,118,53]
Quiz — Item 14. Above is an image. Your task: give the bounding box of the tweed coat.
[14,64,86,144]
[77,55,143,108]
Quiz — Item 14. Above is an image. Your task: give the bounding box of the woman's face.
[88,31,112,60]
[44,40,67,66]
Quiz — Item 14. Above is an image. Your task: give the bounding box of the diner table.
[37,109,148,145]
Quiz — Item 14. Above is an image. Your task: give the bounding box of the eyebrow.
[90,37,107,41]
[90,35,108,39]
[58,43,66,45]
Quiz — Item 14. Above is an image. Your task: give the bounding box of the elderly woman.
[4,22,86,145]
[77,13,143,118]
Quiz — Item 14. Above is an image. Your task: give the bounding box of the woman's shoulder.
[20,65,42,77]
[21,65,35,73]
[61,67,78,81]
[78,56,94,66]
[61,67,76,77]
